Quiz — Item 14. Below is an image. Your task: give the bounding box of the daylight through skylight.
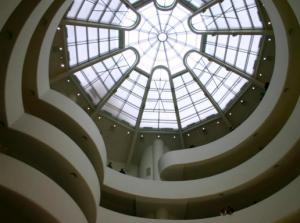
[65,0,266,132]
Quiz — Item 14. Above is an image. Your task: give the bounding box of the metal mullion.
[242,0,254,29]
[97,26,100,56]
[165,15,189,33]
[162,42,171,70]
[244,35,254,73]
[87,0,99,21]
[233,35,241,67]
[97,0,112,23]
[130,36,157,46]
[140,39,159,57]
[218,1,231,30]
[167,36,195,49]
[141,14,160,33]
[163,9,173,32]
[182,76,202,122]
[125,71,153,170]
[108,2,122,25]
[229,0,242,29]
[214,72,238,95]
[74,0,86,19]
[151,42,161,69]
[74,26,80,66]
[223,34,230,62]
[137,29,158,35]
[81,70,103,103]
[165,40,183,60]
[86,27,91,60]
[156,8,163,32]
[184,51,232,127]
[115,75,138,117]
[255,0,267,28]
[90,64,110,92]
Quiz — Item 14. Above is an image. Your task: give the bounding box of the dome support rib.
[90,48,141,118]
[125,71,153,171]
[183,50,232,128]
[198,51,265,88]
[50,48,128,84]
[167,68,185,149]
[187,0,223,32]
[190,29,273,35]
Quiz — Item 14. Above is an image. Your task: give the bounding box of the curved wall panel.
[0,154,88,223]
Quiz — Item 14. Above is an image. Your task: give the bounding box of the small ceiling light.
[98,116,101,119]
[57,27,60,30]
[173,136,176,138]
[113,124,116,127]
[252,86,256,90]
[263,57,267,60]
[158,135,160,138]
[77,93,80,96]
[59,47,63,50]
[87,107,90,110]
[141,135,144,138]
[202,127,205,130]
[67,79,70,82]
[259,73,262,76]
[268,22,271,25]
[187,134,190,136]
[60,56,63,59]
[268,38,271,41]
[241,100,244,103]
[61,64,65,67]
[229,112,232,115]
[127,131,130,134]
[216,121,220,124]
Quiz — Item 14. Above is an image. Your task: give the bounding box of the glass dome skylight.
[64,0,267,132]
[125,2,202,74]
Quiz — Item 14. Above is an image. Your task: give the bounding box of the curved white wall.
[1,0,300,222]
[0,154,88,223]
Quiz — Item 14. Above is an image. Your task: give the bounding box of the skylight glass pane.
[65,25,120,67]
[179,0,213,9]
[101,71,147,126]
[191,0,264,31]
[72,49,137,106]
[140,69,178,129]
[66,0,139,29]
[156,0,176,8]
[126,2,201,75]
[174,72,219,128]
[186,52,249,110]
[205,35,262,75]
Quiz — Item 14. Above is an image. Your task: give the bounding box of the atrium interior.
[0,0,300,222]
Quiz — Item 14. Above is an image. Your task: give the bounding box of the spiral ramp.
[0,0,300,222]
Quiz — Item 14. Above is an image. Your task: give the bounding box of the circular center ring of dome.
[158,33,168,42]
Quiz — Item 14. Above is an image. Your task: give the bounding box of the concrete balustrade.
[0,0,300,222]
[0,154,88,223]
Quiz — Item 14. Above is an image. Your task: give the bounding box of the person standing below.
[119,168,126,174]
[107,162,113,169]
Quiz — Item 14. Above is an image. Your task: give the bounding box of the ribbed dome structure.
[0,0,300,222]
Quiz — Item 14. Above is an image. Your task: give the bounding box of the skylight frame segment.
[101,71,148,126]
[204,35,262,75]
[179,0,213,11]
[65,25,120,68]
[173,72,218,128]
[189,0,264,33]
[125,2,201,75]
[185,51,249,110]
[140,68,178,130]
[73,48,139,107]
[66,0,141,31]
